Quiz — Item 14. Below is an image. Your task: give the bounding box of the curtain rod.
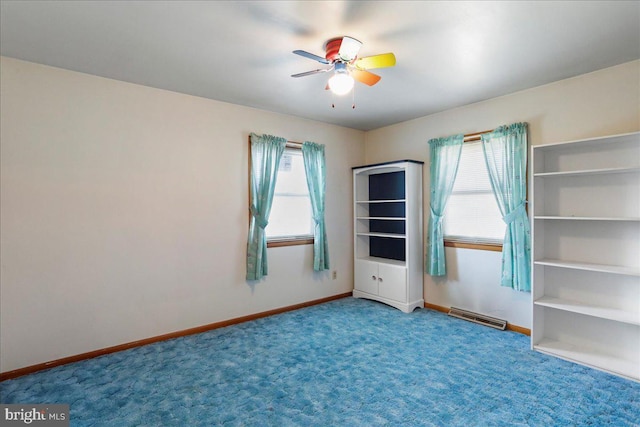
[248,135,303,148]
[463,129,493,142]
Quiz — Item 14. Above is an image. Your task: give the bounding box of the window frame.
[248,137,314,248]
[444,240,502,252]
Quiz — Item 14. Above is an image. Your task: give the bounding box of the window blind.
[267,148,314,239]
[443,141,505,244]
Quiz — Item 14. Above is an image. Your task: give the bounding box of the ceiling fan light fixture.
[328,62,353,96]
[328,72,354,96]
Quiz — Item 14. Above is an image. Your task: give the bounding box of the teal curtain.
[302,141,330,271]
[246,133,286,280]
[426,134,464,276]
[481,123,531,291]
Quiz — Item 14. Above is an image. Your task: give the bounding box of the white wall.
[364,60,640,329]
[0,57,365,373]
[2,56,638,373]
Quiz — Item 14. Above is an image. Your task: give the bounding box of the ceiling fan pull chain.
[352,86,356,109]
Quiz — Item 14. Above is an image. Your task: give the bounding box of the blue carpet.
[1,297,639,426]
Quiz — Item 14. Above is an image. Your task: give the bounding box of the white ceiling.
[1,1,639,131]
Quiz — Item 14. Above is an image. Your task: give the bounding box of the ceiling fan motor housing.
[324,38,345,62]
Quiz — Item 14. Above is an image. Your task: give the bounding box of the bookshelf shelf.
[535,339,640,381]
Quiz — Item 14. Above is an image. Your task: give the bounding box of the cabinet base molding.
[353,290,424,313]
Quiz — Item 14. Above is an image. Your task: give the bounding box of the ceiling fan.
[291,36,396,96]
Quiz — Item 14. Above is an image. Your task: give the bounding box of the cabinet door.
[355,260,379,295]
[377,263,407,303]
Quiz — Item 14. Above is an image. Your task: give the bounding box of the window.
[443,141,505,250]
[266,146,314,246]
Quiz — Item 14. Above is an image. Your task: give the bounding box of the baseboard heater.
[448,307,507,330]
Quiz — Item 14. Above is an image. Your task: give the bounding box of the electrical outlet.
[332,270,337,280]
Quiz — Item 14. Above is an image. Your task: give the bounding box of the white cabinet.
[352,160,424,313]
[355,259,407,303]
[355,259,380,296]
[530,131,640,381]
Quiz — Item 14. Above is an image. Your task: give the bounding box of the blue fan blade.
[293,50,330,64]
[291,68,331,78]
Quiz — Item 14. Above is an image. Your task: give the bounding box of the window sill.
[267,237,314,248]
[444,240,502,252]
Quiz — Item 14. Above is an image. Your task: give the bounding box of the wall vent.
[448,307,507,330]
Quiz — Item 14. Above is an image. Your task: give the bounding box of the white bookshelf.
[352,161,424,313]
[530,131,640,382]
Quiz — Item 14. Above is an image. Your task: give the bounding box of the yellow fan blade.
[351,69,381,86]
[354,53,396,70]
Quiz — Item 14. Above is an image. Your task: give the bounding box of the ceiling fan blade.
[351,69,381,86]
[291,68,331,78]
[338,36,362,61]
[354,53,396,70]
[293,50,330,64]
